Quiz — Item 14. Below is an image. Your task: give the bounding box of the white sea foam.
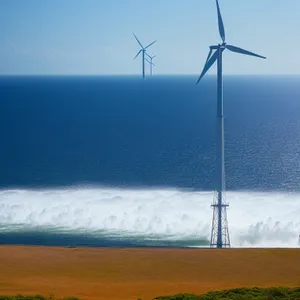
[0,187,299,247]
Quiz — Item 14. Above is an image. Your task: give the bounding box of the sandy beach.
[0,246,299,300]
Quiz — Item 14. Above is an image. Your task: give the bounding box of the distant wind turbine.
[197,0,266,249]
[145,54,156,76]
[133,33,156,79]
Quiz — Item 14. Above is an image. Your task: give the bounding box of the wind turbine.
[197,0,266,248]
[133,34,156,79]
[145,54,156,76]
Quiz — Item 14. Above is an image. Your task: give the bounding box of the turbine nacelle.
[146,52,156,61]
[220,43,226,49]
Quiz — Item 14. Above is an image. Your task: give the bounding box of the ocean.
[0,75,299,248]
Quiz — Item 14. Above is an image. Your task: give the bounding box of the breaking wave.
[0,187,299,247]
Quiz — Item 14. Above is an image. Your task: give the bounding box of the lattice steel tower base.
[210,191,230,248]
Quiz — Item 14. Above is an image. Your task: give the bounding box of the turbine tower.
[197,0,266,248]
[133,34,156,79]
[145,54,156,76]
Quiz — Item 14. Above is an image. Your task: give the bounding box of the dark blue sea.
[0,75,299,247]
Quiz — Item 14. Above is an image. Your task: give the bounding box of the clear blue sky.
[1,0,299,75]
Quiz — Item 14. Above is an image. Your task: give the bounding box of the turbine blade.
[133,33,143,48]
[145,52,151,59]
[152,63,155,66]
[145,40,156,49]
[216,0,225,42]
[197,50,218,84]
[152,55,156,59]
[133,50,142,60]
[226,45,266,59]
[145,58,151,64]
[205,48,213,64]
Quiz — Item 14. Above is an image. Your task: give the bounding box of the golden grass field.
[0,246,299,300]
